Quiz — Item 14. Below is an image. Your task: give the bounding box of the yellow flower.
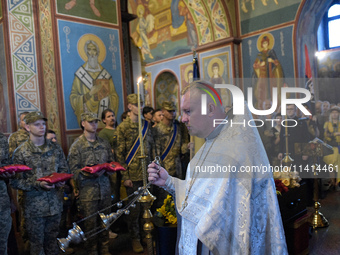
[157,195,177,225]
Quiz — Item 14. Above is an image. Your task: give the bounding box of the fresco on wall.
[0,24,10,132]
[317,49,340,104]
[239,0,301,35]
[144,54,193,103]
[252,33,284,109]
[7,0,41,124]
[58,20,124,130]
[128,0,197,63]
[200,46,233,108]
[180,62,193,89]
[128,0,230,64]
[242,27,295,109]
[56,0,118,25]
[143,72,152,106]
[154,71,179,111]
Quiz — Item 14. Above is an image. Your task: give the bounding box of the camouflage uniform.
[8,127,29,158]
[98,127,119,202]
[153,120,189,178]
[116,94,154,241]
[116,117,154,182]
[10,111,69,255]
[68,126,114,255]
[8,127,30,244]
[0,132,12,255]
[152,102,189,209]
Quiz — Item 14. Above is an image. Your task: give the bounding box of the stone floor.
[309,188,340,255]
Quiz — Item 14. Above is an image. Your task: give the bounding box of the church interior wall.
[316,48,340,105]
[0,0,127,153]
[0,19,11,133]
[0,0,333,151]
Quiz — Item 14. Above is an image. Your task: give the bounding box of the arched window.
[318,2,340,50]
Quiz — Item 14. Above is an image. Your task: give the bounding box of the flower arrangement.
[156,195,177,225]
[273,166,301,195]
[275,179,289,195]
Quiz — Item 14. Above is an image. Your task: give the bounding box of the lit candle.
[136,76,144,159]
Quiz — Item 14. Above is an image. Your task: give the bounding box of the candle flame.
[137,76,142,84]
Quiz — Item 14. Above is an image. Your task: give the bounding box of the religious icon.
[180,62,193,89]
[207,57,231,109]
[208,58,225,85]
[69,34,119,128]
[252,33,284,109]
[136,4,155,60]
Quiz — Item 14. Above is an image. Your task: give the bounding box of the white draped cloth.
[164,108,288,255]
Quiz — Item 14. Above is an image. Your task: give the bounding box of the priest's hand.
[147,162,168,187]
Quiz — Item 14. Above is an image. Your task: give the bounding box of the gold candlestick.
[137,77,155,255]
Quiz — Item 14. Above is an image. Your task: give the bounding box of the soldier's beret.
[24,111,47,124]
[127,94,143,105]
[81,112,100,122]
[162,101,176,111]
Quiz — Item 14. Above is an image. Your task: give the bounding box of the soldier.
[98,109,117,151]
[116,94,154,253]
[46,129,57,143]
[8,111,30,157]
[8,111,30,253]
[68,112,114,255]
[0,132,14,255]
[152,108,163,127]
[142,106,154,123]
[152,101,189,209]
[98,109,120,238]
[10,111,69,255]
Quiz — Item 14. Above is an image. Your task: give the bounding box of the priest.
[148,80,287,255]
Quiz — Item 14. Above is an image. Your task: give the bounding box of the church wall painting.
[202,52,231,85]
[128,0,230,65]
[238,0,301,35]
[241,26,295,109]
[143,72,152,107]
[316,49,340,104]
[57,20,124,130]
[55,0,118,25]
[180,61,193,89]
[154,71,179,113]
[145,53,193,106]
[0,24,11,133]
[128,0,196,64]
[200,46,233,108]
[7,0,41,124]
[38,0,63,141]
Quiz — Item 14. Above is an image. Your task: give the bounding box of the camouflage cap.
[162,101,176,111]
[24,111,47,124]
[127,94,143,105]
[81,112,100,122]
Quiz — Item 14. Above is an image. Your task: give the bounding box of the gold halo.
[77,34,106,64]
[207,57,224,78]
[257,32,275,52]
[184,65,193,83]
